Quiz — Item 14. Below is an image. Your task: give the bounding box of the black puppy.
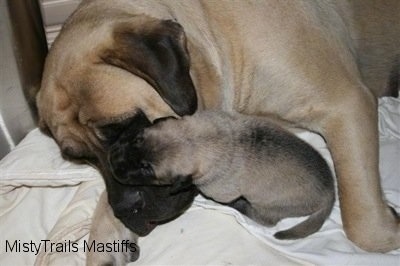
[99,112,197,236]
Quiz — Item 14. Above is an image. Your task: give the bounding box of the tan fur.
[87,192,138,265]
[111,111,336,239]
[37,0,400,253]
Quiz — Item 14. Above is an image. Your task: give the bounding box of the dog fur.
[87,191,139,266]
[109,111,336,240]
[86,112,197,264]
[99,111,197,239]
[36,0,400,258]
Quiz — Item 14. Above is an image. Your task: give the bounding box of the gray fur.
[110,111,335,239]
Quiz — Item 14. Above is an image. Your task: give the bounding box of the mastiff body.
[36,0,400,263]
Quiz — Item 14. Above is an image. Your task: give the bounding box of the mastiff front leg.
[321,89,400,252]
[87,191,139,266]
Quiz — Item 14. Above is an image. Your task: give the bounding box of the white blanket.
[0,97,399,265]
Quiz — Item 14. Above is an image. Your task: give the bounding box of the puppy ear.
[102,19,197,116]
[169,175,194,195]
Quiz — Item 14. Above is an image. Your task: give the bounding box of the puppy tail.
[274,197,334,240]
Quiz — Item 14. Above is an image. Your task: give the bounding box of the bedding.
[0,97,399,265]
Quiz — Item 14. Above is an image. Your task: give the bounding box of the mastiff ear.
[101,19,197,116]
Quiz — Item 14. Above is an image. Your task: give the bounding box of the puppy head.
[107,128,159,185]
[106,176,198,236]
[36,10,197,164]
[108,116,196,186]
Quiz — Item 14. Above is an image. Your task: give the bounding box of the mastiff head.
[36,8,198,236]
[37,12,197,163]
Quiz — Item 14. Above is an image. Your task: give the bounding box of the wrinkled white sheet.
[0,97,399,265]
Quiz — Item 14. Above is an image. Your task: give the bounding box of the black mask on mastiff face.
[98,112,198,236]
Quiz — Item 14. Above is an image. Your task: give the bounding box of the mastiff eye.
[95,111,152,147]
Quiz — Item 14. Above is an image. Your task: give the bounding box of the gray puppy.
[109,111,335,239]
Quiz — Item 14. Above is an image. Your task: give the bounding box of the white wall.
[0,0,36,159]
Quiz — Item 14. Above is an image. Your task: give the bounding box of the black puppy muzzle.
[106,123,158,185]
[108,143,156,185]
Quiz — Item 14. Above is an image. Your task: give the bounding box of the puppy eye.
[140,161,150,169]
[133,133,144,146]
[132,209,139,214]
[139,161,155,178]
